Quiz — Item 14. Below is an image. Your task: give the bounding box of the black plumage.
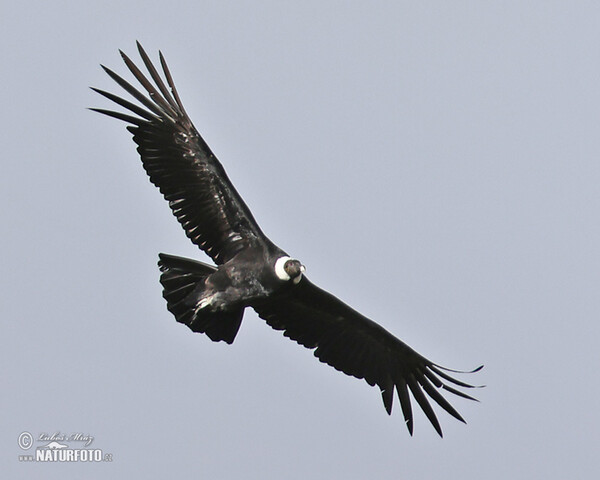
[92,43,482,437]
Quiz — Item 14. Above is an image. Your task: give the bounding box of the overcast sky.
[2,1,600,478]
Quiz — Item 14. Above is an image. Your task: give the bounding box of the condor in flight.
[92,43,482,437]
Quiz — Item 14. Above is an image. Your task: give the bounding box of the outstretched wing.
[252,277,482,437]
[91,42,270,265]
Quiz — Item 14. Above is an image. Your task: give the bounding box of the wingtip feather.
[381,387,393,415]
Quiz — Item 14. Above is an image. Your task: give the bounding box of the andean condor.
[91,43,482,437]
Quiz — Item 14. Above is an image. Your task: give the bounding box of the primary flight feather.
[92,43,482,437]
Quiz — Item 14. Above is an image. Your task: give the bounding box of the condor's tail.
[158,253,244,344]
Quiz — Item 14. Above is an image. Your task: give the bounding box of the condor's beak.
[300,265,306,273]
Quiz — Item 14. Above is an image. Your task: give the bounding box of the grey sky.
[2,1,600,478]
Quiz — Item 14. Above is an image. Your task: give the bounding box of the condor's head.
[275,256,306,284]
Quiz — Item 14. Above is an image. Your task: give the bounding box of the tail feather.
[158,253,244,344]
